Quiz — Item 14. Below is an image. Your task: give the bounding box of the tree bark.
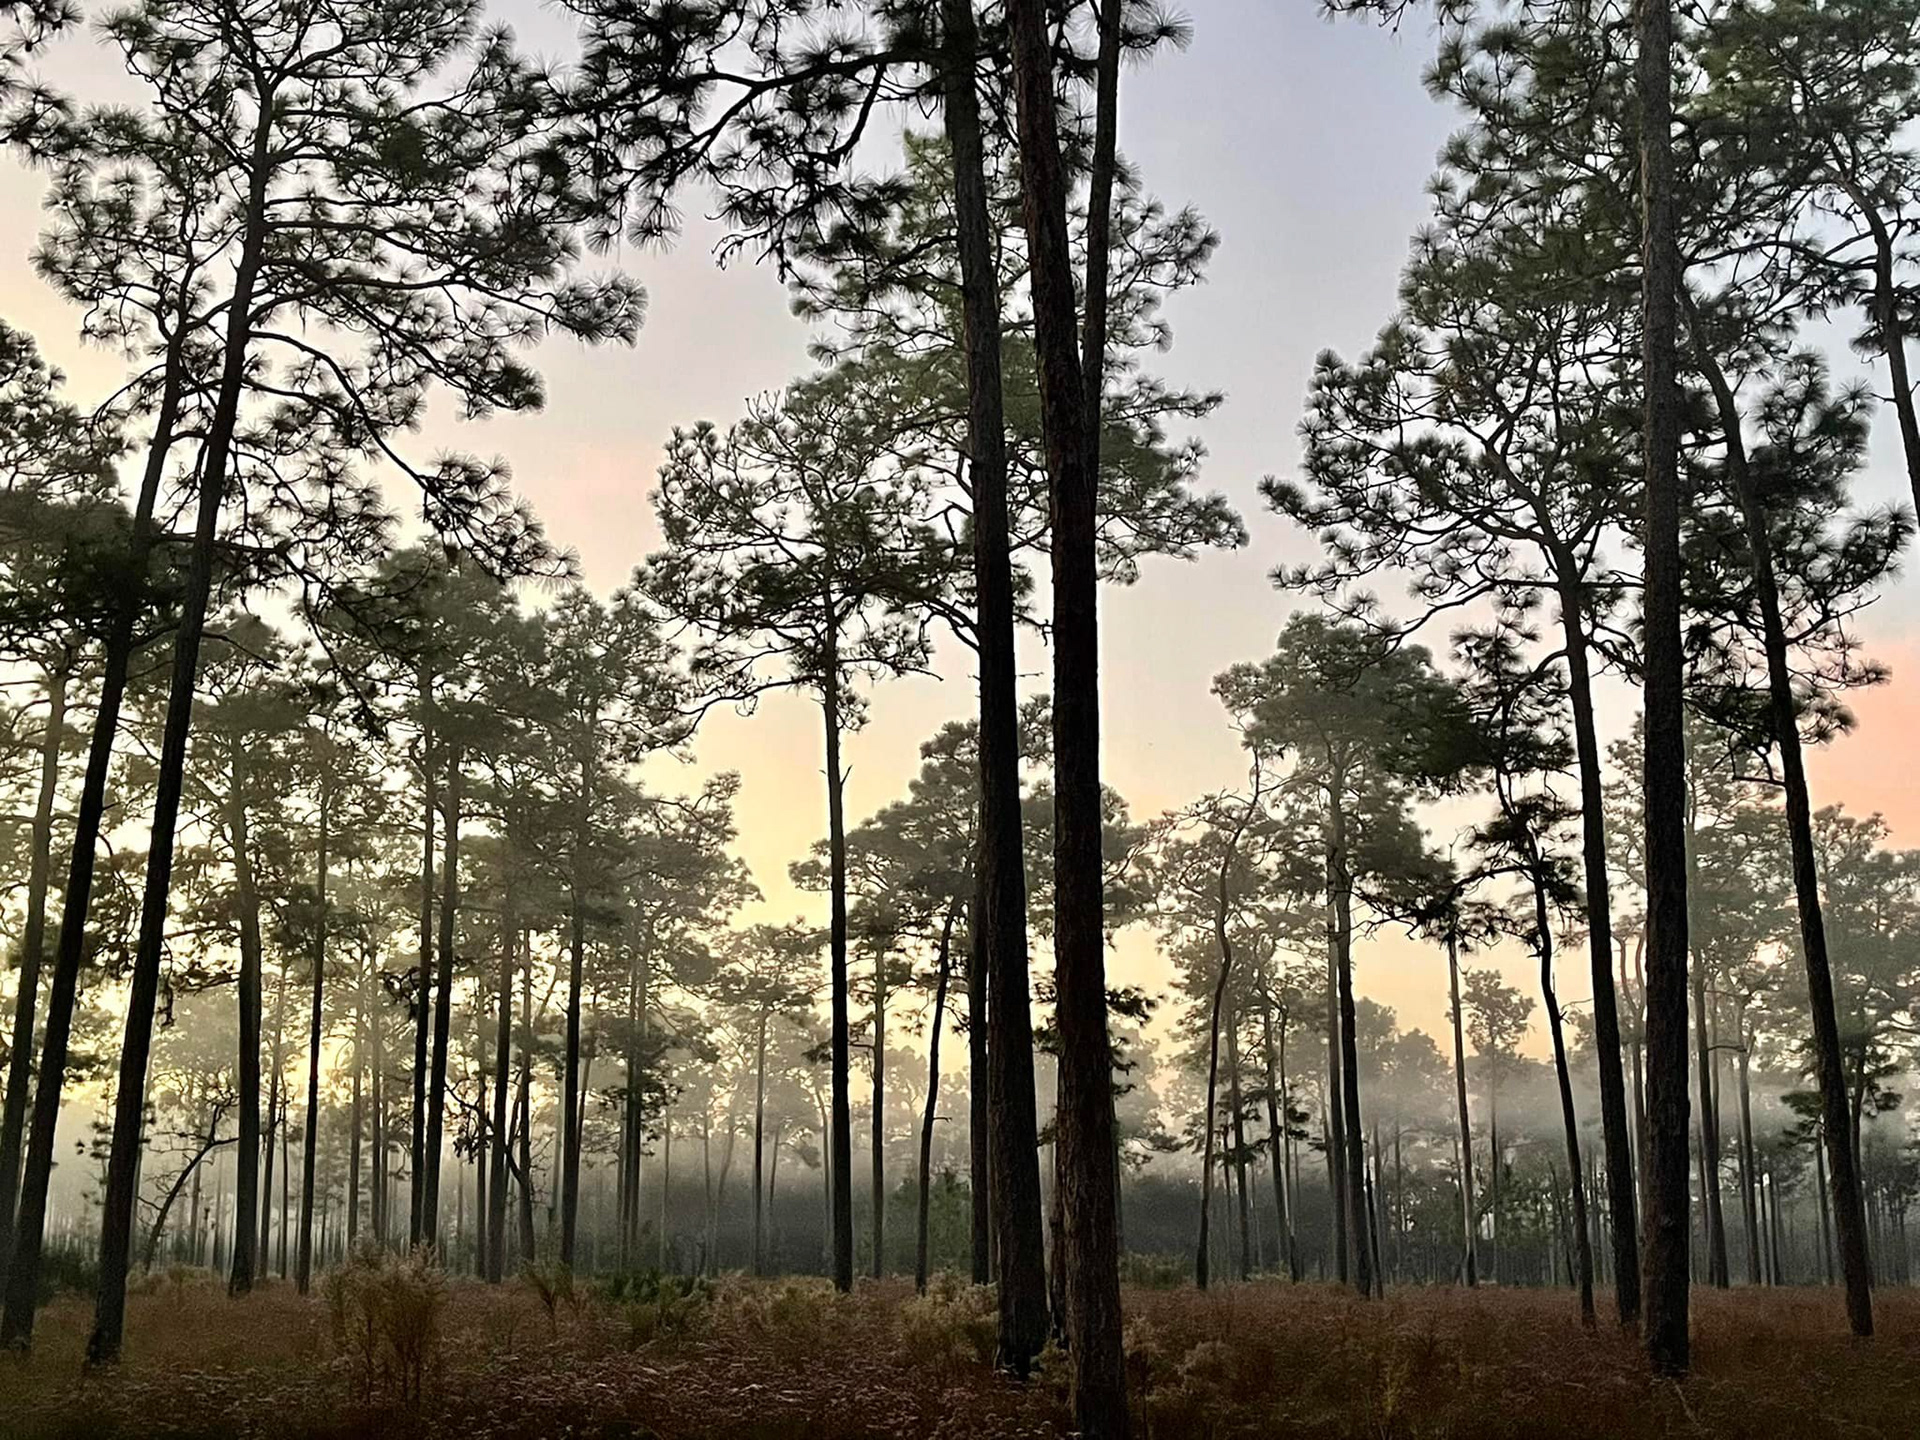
[1532,862,1596,1326]
[752,1010,769,1275]
[939,0,1047,1359]
[871,958,886,1278]
[1635,0,1693,1377]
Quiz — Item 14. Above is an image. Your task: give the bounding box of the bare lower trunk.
[941,0,1046,1361]
[915,905,959,1291]
[1636,0,1692,1377]
[423,756,462,1251]
[1447,933,1478,1286]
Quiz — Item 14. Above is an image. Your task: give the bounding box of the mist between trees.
[0,0,1916,1433]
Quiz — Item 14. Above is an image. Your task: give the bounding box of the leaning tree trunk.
[422,753,462,1250]
[297,773,331,1293]
[1447,931,1479,1287]
[1843,181,1920,521]
[965,924,990,1285]
[915,904,959,1292]
[1636,0,1693,1378]
[1225,1000,1253,1282]
[0,650,69,1279]
[0,310,187,1348]
[1008,0,1128,1426]
[1690,318,1874,1337]
[1557,582,1642,1325]
[1531,859,1596,1327]
[939,0,1047,1358]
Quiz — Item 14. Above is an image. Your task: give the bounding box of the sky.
[3,0,1917,1055]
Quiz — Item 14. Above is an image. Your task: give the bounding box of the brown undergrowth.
[1,1270,1914,1439]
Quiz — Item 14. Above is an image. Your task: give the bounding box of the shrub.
[896,1272,997,1377]
[521,1252,577,1337]
[730,1276,845,1364]
[322,1243,446,1406]
[595,1270,714,1348]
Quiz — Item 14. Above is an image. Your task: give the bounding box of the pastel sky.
[2,0,1915,1053]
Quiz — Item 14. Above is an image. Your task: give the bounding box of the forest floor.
[1,1268,1915,1440]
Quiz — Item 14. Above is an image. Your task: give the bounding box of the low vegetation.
[3,1277,1916,1440]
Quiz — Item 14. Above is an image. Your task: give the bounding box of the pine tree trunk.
[1557,585,1642,1324]
[1635,0,1693,1377]
[1692,965,1729,1287]
[871,962,886,1278]
[939,0,1046,1357]
[1736,1004,1761,1286]
[488,902,513,1282]
[1007,0,1127,1424]
[230,741,267,1298]
[423,754,462,1250]
[1533,865,1596,1326]
[1260,997,1297,1281]
[411,667,435,1250]
[0,651,68,1281]
[1,311,187,1348]
[821,669,856,1293]
[561,742,592,1269]
[752,1011,768,1276]
[915,904,958,1292]
[1688,317,1873,1336]
[84,111,276,1360]
[1447,932,1478,1286]
[1328,792,1374,1298]
[297,777,330,1293]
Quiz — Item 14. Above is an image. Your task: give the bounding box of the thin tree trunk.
[1558,587,1641,1325]
[1447,932,1479,1287]
[231,740,267,1298]
[915,903,959,1292]
[1328,792,1373,1298]
[821,674,856,1294]
[753,1010,769,1276]
[0,652,68,1279]
[489,897,513,1282]
[940,0,1046,1362]
[562,742,593,1268]
[1531,861,1596,1326]
[1736,1003,1761,1286]
[423,753,462,1251]
[1688,311,1873,1336]
[297,775,331,1293]
[1692,965,1729,1287]
[871,959,886,1278]
[1259,995,1297,1281]
[412,666,435,1250]
[1636,0,1693,1377]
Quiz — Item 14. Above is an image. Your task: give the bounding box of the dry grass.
[1,1272,1915,1440]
